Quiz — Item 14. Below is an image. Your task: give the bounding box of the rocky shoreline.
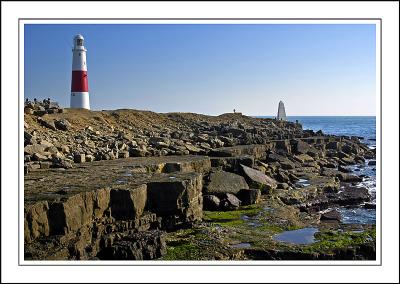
[24,102,376,260]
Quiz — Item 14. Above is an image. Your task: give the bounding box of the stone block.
[47,188,111,235]
[204,171,249,196]
[240,164,277,193]
[85,155,95,162]
[24,201,50,243]
[118,151,130,159]
[237,188,261,205]
[203,195,221,211]
[110,185,147,220]
[74,153,85,163]
[146,172,203,227]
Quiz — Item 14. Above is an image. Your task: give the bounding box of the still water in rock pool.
[273,228,319,245]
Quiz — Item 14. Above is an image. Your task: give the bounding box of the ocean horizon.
[256,115,376,142]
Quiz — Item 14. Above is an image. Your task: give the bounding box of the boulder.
[146,172,203,229]
[54,119,71,131]
[336,186,371,206]
[337,173,363,183]
[320,209,342,222]
[237,188,261,205]
[204,171,249,195]
[291,139,314,154]
[338,165,352,173]
[300,185,371,212]
[341,157,357,165]
[26,161,40,170]
[99,230,166,260]
[24,131,34,146]
[149,137,171,148]
[220,193,241,210]
[118,151,130,159]
[280,159,296,170]
[326,141,341,151]
[342,144,359,155]
[267,153,288,163]
[364,151,375,159]
[51,157,73,169]
[240,164,277,193]
[37,117,57,131]
[129,147,147,157]
[24,144,47,155]
[25,108,34,115]
[203,195,221,211]
[40,161,52,169]
[185,144,202,154]
[321,168,341,177]
[293,153,314,163]
[33,110,47,116]
[74,153,85,163]
[274,140,291,154]
[364,202,376,209]
[275,171,290,184]
[322,168,362,183]
[277,183,290,190]
[32,152,49,161]
[85,155,95,162]
[210,155,254,173]
[60,145,70,154]
[309,176,340,193]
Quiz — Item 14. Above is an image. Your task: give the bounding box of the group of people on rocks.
[25,97,52,106]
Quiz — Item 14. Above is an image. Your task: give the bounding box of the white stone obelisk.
[277,101,287,121]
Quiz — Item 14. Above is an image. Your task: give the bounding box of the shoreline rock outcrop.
[24,105,376,260]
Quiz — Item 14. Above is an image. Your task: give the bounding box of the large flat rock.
[209,144,267,159]
[204,171,249,195]
[24,156,207,243]
[24,155,211,204]
[240,164,277,192]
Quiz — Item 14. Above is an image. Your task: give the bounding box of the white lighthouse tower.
[70,34,90,109]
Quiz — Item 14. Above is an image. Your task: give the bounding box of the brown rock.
[237,188,261,205]
[146,172,203,228]
[110,185,147,220]
[74,153,85,163]
[240,164,277,193]
[204,171,249,195]
[320,209,342,222]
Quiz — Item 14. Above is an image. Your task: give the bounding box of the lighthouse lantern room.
[70,34,90,109]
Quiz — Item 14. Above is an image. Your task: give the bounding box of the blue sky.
[24,24,376,115]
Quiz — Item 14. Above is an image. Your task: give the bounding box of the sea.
[259,116,377,225]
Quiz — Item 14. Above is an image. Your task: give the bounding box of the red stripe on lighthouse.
[71,70,89,92]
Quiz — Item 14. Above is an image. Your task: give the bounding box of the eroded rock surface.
[24,107,376,260]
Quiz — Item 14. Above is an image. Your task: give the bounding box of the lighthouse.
[70,34,90,109]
